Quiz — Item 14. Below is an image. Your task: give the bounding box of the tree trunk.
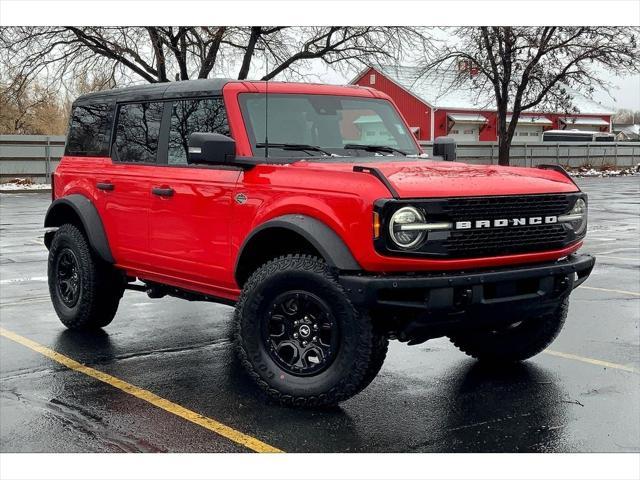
[496,106,511,166]
[237,27,261,80]
[498,136,511,166]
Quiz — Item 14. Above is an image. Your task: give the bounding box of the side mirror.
[188,132,235,165]
[433,136,457,161]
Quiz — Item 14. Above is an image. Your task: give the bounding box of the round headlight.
[389,206,426,249]
[569,198,588,234]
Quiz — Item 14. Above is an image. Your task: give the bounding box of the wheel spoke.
[263,290,340,377]
[55,248,81,307]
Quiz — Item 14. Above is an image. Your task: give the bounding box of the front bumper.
[339,254,595,314]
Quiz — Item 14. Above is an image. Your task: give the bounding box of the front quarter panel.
[231,164,390,269]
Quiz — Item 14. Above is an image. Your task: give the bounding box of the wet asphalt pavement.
[0,177,638,453]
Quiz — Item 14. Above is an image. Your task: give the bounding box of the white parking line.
[545,349,639,374]
[591,247,640,255]
[579,285,640,297]
[0,276,47,285]
[594,254,640,262]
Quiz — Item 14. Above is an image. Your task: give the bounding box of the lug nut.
[294,320,298,325]
[293,333,298,339]
[302,341,308,346]
[313,324,318,330]
[312,336,317,342]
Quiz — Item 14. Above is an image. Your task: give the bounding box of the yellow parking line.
[544,349,639,374]
[579,285,640,297]
[0,327,283,453]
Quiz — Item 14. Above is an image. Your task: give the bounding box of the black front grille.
[376,193,585,259]
[442,194,571,221]
[444,224,569,257]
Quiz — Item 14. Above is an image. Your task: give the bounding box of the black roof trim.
[73,78,233,106]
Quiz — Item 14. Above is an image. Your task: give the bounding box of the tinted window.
[65,104,114,156]
[168,98,230,165]
[114,102,164,163]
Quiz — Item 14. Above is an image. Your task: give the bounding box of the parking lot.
[0,177,638,453]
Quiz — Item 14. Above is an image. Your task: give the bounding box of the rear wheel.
[48,224,124,330]
[449,298,569,363]
[234,254,386,407]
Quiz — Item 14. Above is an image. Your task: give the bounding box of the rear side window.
[65,104,114,157]
[113,102,164,163]
[168,98,230,165]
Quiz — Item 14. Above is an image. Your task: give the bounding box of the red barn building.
[351,66,614,142]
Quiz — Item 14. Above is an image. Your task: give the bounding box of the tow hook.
[454,287,473,307]
[555,275,571,295]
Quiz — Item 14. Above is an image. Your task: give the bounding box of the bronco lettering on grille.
[455,216,559,230]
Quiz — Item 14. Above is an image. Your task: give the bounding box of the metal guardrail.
[1,135,639,184]
[419,141,640,168]
[0,135,66,183]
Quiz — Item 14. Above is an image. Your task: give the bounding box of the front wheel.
[449,298,569,363]
[48,224,124,330]
[234,255,386,407]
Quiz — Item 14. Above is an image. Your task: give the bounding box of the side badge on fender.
[235,193,248,204]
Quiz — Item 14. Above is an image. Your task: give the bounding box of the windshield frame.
[237,93,422,160]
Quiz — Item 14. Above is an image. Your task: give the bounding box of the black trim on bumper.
[339,254,595,312]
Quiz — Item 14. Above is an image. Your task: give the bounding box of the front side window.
[65,103,114,157]
[113,102,164,163]
[239,94,420,158]
[168,98,230,165]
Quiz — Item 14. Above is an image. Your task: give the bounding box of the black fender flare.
[44,194,115,264]
[235,214,361,279]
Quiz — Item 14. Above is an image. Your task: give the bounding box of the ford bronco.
[45,79,595,406]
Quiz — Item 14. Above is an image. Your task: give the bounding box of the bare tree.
[420,27,640,165]
[0,78,69,134]
[613,108,640,125]
[0,26,428,92]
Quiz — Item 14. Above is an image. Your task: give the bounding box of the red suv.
[45,79,594,406]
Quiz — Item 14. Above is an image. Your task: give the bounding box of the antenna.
[264,55,269,159]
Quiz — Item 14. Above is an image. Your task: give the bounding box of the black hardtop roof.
[73,78,233,106]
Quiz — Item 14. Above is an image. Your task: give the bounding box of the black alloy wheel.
[263,290,340,376]
[55,248,81,307]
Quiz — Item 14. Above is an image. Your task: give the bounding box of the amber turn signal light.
[373,211,381,238]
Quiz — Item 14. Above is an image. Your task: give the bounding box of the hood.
[289,158,579,198]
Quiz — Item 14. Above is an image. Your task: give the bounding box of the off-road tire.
[353,333,389,395]
[234,254,384,407]
[48,224,124,330]
[449,297,569,363]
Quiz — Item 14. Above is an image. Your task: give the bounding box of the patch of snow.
[568,164,640,177]
[0,178,51,190]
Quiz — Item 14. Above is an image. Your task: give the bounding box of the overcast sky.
[591,72,640,111]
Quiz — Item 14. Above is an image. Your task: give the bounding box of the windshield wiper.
[343,143,407,156]
[255,143,333,156]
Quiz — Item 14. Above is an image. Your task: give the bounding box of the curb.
[0,188,52,194]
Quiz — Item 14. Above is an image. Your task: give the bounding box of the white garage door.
[567,125,600,132]
[449,126,479,141]
[512,125,543,142]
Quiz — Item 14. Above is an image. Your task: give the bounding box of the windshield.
[239,93,420,158]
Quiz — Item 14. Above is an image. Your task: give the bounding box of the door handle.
[96,182,114,191]
[151,186,174,197]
